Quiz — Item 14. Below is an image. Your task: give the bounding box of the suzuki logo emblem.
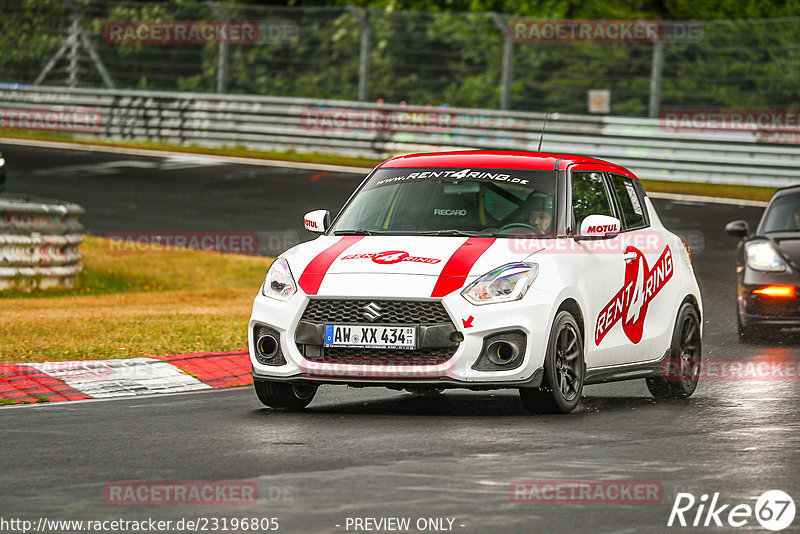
[362,302,382,321]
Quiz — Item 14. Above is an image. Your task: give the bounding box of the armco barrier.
[0,194,84,290]
[1,86,799,187]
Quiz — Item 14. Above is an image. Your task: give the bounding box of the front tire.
[647,303,701,400]
[737,312,758,343]
[254,380,317,410]
[520,310,585,414]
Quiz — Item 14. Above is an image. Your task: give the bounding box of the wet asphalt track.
[1,142,798,533]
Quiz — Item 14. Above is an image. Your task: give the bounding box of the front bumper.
[739,270,800,327]
[739,294,800,327]
[248,288,556,388]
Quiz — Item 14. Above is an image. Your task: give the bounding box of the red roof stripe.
[378,150,639,180]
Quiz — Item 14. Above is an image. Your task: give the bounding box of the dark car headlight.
[745,242,787,272]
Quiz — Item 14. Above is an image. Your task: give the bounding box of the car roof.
[378,150,639,180]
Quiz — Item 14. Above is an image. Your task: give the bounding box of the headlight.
[746,241,786,272]
[0,157,5,167]
[461,262,538,305]
[261,258,297,301]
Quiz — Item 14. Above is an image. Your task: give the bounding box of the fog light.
[486,340,519,365]
[252,324,286,366]
[257,335,279,359]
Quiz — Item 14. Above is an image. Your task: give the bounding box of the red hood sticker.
[431,237,496,298]
[298,236,364,295]
[595,246,673,345]
[341,250,442,265]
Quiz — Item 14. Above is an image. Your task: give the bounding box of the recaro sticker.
[595,246,673,345]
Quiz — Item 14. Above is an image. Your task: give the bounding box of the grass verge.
[1,129,781,202]
[641,179,776,202]
[0,236,270,363]
[0,128,380,169]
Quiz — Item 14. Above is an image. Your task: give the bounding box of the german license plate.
[324,324,416,350]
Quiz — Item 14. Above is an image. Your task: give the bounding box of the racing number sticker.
[595,246,673,345]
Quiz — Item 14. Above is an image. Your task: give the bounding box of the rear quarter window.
[608,173,648,230]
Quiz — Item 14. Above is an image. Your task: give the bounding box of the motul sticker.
[595,246,673,345]
[340,250,442,265]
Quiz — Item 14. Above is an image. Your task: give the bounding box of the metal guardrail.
[0,194,84,290]
[1,86,799,187]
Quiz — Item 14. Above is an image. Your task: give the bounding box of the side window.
[571,171,612,229]
[608,174,647,230]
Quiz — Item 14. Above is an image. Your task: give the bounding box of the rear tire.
[647,303,701,400]
[254,380,317,410]
[520,310,584,414]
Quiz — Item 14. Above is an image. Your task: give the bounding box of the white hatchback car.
[249,151,702,413]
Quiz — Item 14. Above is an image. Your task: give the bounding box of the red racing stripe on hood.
[431,237,496,298]
[298,236,364,295]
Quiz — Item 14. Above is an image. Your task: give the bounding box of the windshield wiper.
[417,229,493,237]
[332,229,387,236]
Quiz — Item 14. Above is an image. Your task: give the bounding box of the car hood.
[770,233,800,269]
[281,235,540,298]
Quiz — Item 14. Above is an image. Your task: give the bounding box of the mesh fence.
[0,0,798,117]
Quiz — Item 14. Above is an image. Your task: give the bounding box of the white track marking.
[29,358,210,398]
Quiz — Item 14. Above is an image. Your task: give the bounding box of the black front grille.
[301,299,452,325]
[298,299,458,366]
[304,347,455,366]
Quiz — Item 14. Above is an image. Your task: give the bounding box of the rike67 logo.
[595,246,673,345]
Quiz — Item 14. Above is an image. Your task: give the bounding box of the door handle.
[624,252,638,263]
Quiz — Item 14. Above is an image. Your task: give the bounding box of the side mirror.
[576,215,621,240]
[303,210,330,234]
[725,220,749,238]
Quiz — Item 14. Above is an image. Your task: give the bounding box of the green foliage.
[0,0,797,116]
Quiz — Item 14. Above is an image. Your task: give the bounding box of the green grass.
[0,236,270,362]
[0,128,380,169]
[642,179,776,203]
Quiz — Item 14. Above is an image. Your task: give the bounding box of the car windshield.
[330,167,558,237]
[762,192,800,233]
